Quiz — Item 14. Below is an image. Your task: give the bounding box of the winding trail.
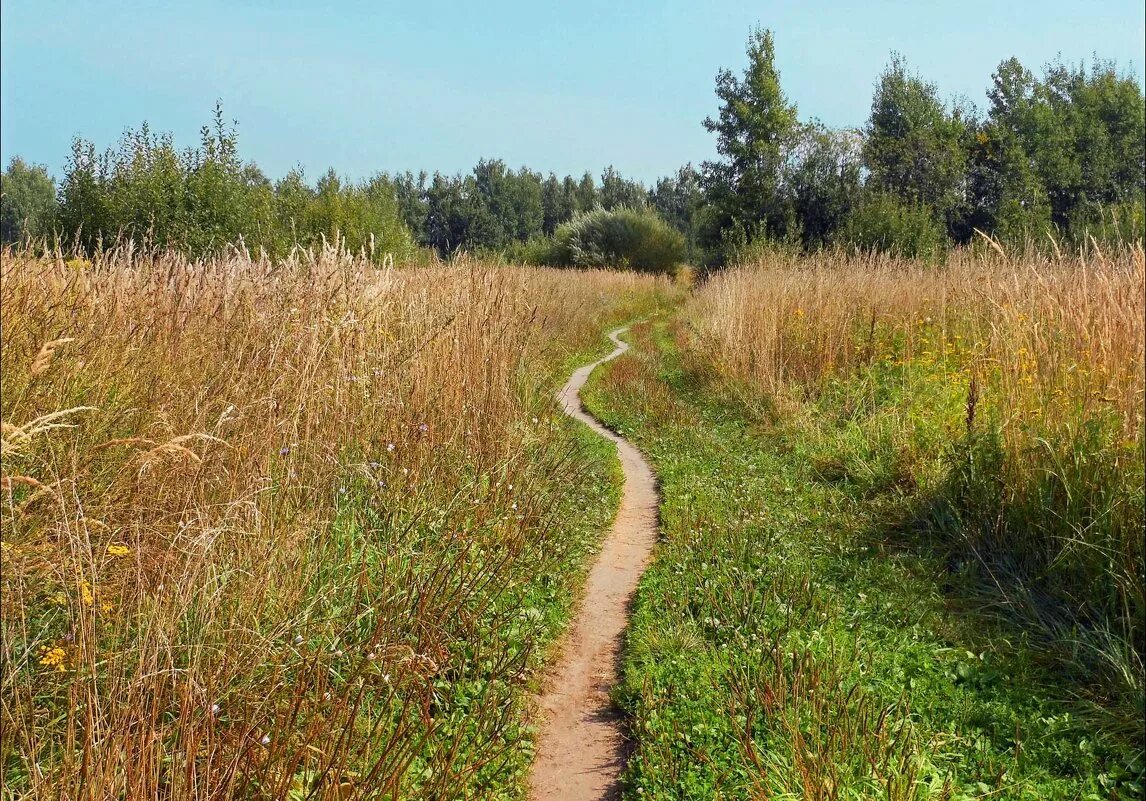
[529,327,659,801]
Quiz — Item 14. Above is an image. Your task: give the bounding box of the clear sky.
[2,0,1143,185]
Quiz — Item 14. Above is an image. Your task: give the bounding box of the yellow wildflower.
[106,543,131,557]
[38,645,67,672]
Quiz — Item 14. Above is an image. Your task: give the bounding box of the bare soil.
[528,328,659,801]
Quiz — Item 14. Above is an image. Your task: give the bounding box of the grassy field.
[0,246,676,799]
[582,247,1144,799]
[2,242,1142,800]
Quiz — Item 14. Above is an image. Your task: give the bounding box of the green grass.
[319,420,623,799]
[300,332,637,799]
[581,320,1144,800]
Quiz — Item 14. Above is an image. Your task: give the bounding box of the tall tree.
[599,165,646,210]
[1,157,57,244]
[650,164,705,261]
[574,172,597,213]
[863,54,969,238]
[969,57,1055,240]
[971,56,1144,242]
[700,27,801,252]
[424,172,469,254]
[541,173,571,234]
[392,170,429,241]
[788,125,864,247]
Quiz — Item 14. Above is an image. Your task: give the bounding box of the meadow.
[0,245,676,799]
[1,236,1143,801]
[582,243,1144,798]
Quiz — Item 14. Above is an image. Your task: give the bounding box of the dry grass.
[0,244,674,799]
[685,244,1145,729]
[689,246,1144,436]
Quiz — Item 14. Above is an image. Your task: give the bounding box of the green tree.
[971,56,1144,244]
[1,157,57,244]
[700,27,801,255]
[462,159,544,251]
[650,164,705,261]
[541,173,574,234]
[789,125,863,247]
[1045,59,1144,238]
[574,172,598,213]
[424,172,469,254]
[57,137,109,251]
[969,57,1055,242]
[183,106,275,254]
[599,166,646,210]
[392,170,429,241]
[272,168,315,251]
[54,105,419,261]
[863,54,967,240]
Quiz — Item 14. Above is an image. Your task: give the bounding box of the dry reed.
[0,243,673,799]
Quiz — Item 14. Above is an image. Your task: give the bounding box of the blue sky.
[2,0,1143,185]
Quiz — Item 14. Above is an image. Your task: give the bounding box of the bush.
[546,206,686,273]
[502,235,562,265]
[1068,198,1146,250]
[840,191,947,259]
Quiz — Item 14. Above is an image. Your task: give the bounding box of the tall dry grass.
[690,247,1143,433]
[0,243,674,799]
[686,244,1145,731]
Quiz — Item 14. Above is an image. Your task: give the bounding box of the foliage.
[863,54,970,238]
[694,35,1144,262]
[599,165,647,211]
[700,27,801,253]
[54,104,418,262]
[970,57,1146,246]
[544,206,686,273]
[842,191,947,259]
[1,157,57,244]
[407,164,648,257]
[789,125,864,248]
[649,165,707,263]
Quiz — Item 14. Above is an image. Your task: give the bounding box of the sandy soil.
[528,327,659,801]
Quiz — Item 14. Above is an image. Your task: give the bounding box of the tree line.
[696,30,1143,261]
[2,31,1142,267]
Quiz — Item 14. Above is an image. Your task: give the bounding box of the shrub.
[1068,198,1146,250]
[502,235,562,265]
[840,191,947,259]
[548,206,686,273]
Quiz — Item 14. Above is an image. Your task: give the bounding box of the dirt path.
[529,327,659,801]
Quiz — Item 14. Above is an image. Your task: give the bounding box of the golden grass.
[0,244,674,799]
[689,245,1144,442]
[685,244,1145,724]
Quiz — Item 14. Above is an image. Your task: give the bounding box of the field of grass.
[2,240,1142,800]
[0,245,677,799]
[687,246,1144,725]
[581,246,1144,799]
